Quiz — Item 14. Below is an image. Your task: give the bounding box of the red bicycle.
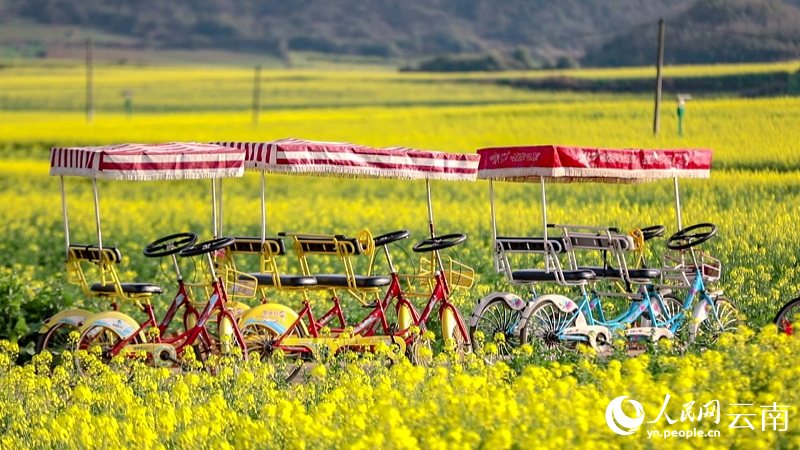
[240,230,472,377]
[77,236,248,368]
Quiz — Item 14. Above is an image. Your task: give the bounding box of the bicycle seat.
[240,273,317,288]
[496,236,566,254]
[579,266,661,282]
[314,274,392,288]
[510,269,595,283]
[90,282,163,295]
[227,236,287,255]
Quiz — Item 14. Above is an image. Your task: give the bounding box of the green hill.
[1,0,799,66]
[583,0,800,66]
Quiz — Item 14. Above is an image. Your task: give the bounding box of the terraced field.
[0,61,799,448]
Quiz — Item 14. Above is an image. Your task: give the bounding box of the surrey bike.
[210,139,479,362]
[468,145,738,354]
[77,236,249,368]
[238,228,473,379]
[37,142,246,358]
[518,222,736,354]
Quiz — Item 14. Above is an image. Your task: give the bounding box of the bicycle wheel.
[441,306,471,357]
[202,301,250,352]
[519,300,582,356]
[240,322,307,383]
[774,296,800,335]
[640,294,685,330]
[75,324,127,374]
[694,296,738,345]
[661,293,690,342]
[36,322,78,360]
[469,299,522,357]
[408,335,433,366]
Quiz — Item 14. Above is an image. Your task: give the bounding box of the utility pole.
[252,64,262,125]
[86,37,94,123]
[653,19,665,136]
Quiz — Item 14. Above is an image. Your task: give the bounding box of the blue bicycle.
[520,223,737,354]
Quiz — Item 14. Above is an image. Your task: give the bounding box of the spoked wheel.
[441,306,471,358]
[240,323,307,383]
[639,294,686,336]
[694,296,739,345]
[396,304,433,366]
[469,299,522,357]
[775,296,800,335]
[519,300,580,357]
[75,325,127,375]
[660,294,689,342]
[36,322,79,361]
[408,335,434,366]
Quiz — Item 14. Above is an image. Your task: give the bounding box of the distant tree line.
[1,0,800,66]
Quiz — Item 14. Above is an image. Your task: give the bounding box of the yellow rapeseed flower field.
[1,62,800,448]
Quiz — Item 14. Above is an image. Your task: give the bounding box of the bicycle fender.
[78,312,144,342]
[441,305,460,342]
[239,303,304,336]
[38,308,93,333]
[468,292,527,328]
[205,301,251,322]
[688,298,711,338]
[520,294,588,332]
[530,294,580,313]
[397,303,414,337]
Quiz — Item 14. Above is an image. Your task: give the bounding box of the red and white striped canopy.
[214,138,479,181]
[477,145,712,183]
[50,142,245,181]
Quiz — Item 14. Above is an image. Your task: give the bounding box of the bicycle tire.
[774,296,800,335]
[692,296,738,345]
[468,298,522,357]
[75,324,127,375]
[239,321,306,383]
[519,299,582,357]
[35,322,79,361]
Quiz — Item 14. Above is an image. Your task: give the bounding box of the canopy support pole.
[426,178,435,238]
[541,178,548,242]
[211,179,218,238]
[92,178,103,250]
[673,175,683,230]
[60,176,70,259]
[260,172,266,244]
[489,180,497,244]
[218,178,224,237]
[541,178,549,272]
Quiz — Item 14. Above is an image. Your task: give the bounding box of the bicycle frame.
[269,244,470,355]
[82,251,248,363]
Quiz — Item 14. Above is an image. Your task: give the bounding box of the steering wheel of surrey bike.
[412,233,467,253]
[357,229,375,256]
[143,232,199,258]
[178,236,236,257]
[666,223,718,250]
[373,229,411,248]
[641,225,666,241]
[626,225,663,257]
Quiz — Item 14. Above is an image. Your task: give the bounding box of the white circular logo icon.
[605,396,645,435]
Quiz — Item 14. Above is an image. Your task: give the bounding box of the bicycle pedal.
[388,323,399,334]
